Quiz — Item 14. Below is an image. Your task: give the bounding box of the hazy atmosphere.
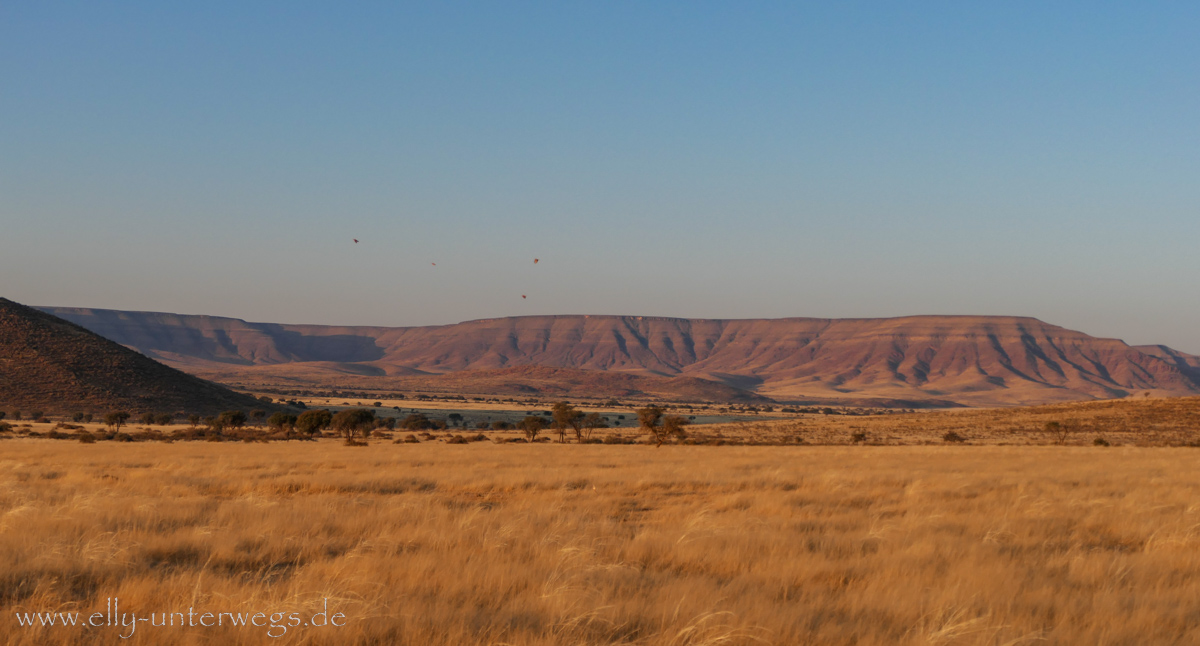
[2,2,1198,351]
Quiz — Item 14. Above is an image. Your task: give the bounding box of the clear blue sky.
[2,2,1198,351]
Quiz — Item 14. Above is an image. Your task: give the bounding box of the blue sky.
[2,2,1198,351]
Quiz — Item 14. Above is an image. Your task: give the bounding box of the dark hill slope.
[1,298,270,415]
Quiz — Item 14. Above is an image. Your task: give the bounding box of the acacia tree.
[638,406,689,447]
[519,415,545,443]
[582,413,607,441]
[637,406,663,443]
[296,409,333,437]
[250,409,267,427]
[268,412,298,436]
[332,408,376,445]
[219,410,248,432]
[104,411,131,432]
[552,402,584,443]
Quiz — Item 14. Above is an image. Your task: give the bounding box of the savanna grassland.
[3,439,1200,645]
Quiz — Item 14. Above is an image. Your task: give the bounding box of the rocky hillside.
[1,299,273,415]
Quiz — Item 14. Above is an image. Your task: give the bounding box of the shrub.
[72,412,85,423]
[850,432,868,444]
[155,414,173,426]
[402,414,433,430]
[491,420,513,431]
[943,431,966,443]
[1094,437,1111,447]
[0,422,11,433]
[78,431,96,444]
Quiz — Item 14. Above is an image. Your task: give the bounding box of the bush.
[155,413,173,426]
[1094,437,1111,447]
[850,432,868,444]
[139,413,157,425]
[942,431,966,443]
[78,432,96,444]
[72,412,85,423]
[401,414,433,430]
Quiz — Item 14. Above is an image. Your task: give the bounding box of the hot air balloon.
[353,239,358,243]
[533,258,539,264]
[522,295,526,299]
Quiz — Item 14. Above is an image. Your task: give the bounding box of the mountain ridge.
[37,306,1200,407]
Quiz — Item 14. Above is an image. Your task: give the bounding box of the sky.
[2,2,1198,351]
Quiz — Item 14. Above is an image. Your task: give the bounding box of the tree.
[582,413,608,441]
[268,412,298,435]
[155,413,173,426]
[638,406,688,446]
[637,406,663,441]
[332,408,376,444]
[519,415,545,442]
[187,414,201,428]
[139,412,157,426]
[104,411,131,432]
[219,410,248,431]
[659,415,690,446]
[551,402,585,443]
[250,410,267,427]
[1045,421,1071,445]
[0,412,5,421]
[296,409,333,436]
[447,412,463,427]
[72,412,85,423]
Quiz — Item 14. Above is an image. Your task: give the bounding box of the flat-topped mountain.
[0,299,272,415]
[38,307,1200,407]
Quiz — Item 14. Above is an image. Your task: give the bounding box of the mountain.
[37,307,1200,407]
[0,298,273,415]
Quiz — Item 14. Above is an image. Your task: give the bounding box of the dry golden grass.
[686,395,1200,446]
[3,439,1200,645]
